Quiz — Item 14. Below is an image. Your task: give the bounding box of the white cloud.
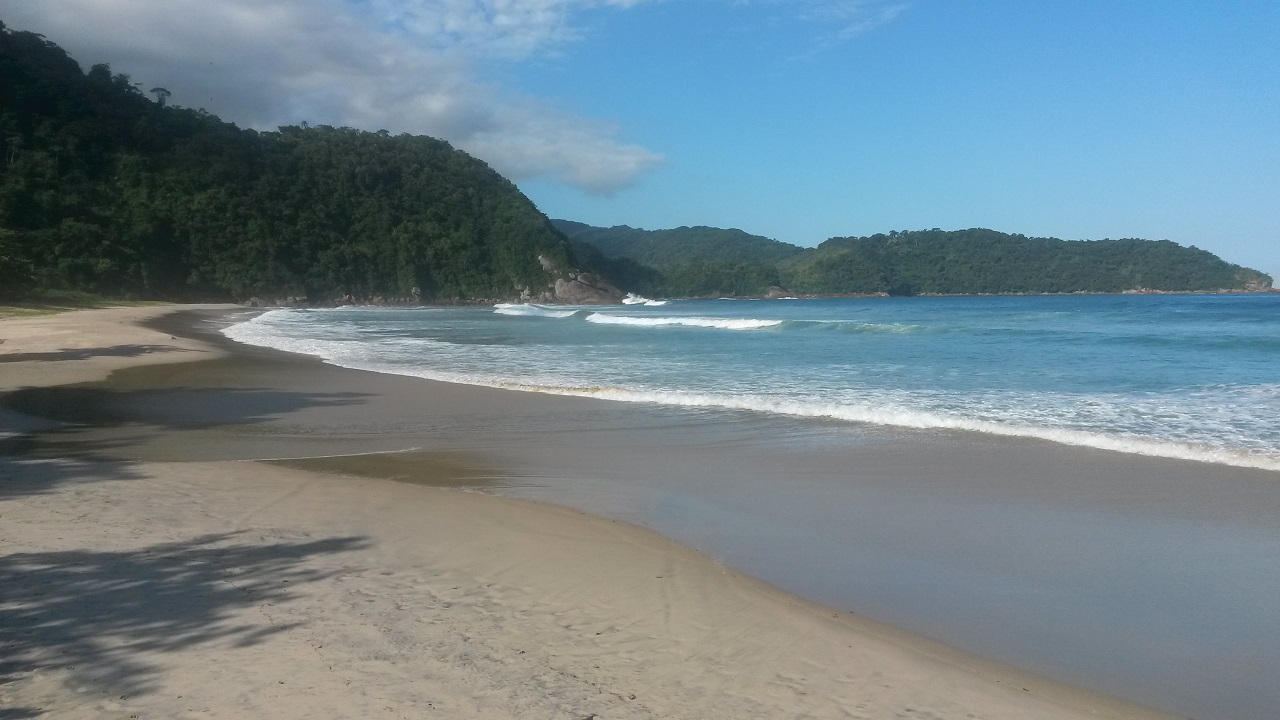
[750,0,908,56]
[363,0,652,59]
[0,0,902,192]
[0,0,662,193]
[795,0,909,40]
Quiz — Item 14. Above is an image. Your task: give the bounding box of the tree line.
[556,224,1272,298]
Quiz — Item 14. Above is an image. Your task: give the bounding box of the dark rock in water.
[554,275,624,304]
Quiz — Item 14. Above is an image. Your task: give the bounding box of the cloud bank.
[0,0,906,193]
[0,0,662,194]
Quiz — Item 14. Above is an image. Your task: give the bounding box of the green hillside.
[783,229,1272,296]
[552,220,801,296]
[562,220,1272,297]
[0,20,578,303]
[552,220,802,268]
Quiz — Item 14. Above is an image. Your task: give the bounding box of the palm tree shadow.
[1,385,371,431]
[0,450,147,500]
[0,385,372,499]
[0,531,368,708]
[0,345,191,364]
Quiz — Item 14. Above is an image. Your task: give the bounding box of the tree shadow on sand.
[0,451,148,501]
[0,385,372,499]
[0,531,368,715]
[0,345,192,364]
[1,385,371,431]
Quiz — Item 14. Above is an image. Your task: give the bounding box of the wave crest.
[585,313,782,330]
[493,303,577,319]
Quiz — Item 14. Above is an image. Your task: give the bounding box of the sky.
[3,1,1277,278]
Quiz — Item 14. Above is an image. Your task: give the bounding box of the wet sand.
[4,305,1270,718]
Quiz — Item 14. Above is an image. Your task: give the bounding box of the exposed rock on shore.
[553,272,625,305]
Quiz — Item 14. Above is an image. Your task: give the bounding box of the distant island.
[555,222,1273,298]
[1,19,1270,306]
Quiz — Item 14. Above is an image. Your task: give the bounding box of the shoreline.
[0,304,1216,718]
[227,285,1279,310]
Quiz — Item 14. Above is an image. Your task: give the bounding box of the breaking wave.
[222,297,1280,474]
[493,303,578,318]
[584,313,783,330]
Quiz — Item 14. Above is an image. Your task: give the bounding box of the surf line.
[232,447,425,463]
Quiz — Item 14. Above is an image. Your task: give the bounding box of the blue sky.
[514,1,1280,277]
[4,1,1277,277]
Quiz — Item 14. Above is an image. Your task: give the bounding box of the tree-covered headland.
[781,229,1273,296]
[557,225,1272,298]
[0,20,585,303]
[552,221,802,298]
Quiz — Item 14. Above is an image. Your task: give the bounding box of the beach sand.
[0,306,1177,719]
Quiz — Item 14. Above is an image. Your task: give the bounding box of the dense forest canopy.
[552,220,800,297]
[563,223,1272,298]
[0,19,579,302]
[553,220,803,268]
[782,229,1272,296]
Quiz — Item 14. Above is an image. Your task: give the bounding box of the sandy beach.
[0,306,1185,718]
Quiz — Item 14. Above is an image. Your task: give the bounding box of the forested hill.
[0,20,581,302]
[552,220,803,298]
[783,230,1272,296]
[562,221,1272,298]
[552,220,803,268]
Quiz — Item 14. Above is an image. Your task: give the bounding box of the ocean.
[221,293,1280,719]
[224,293,1280,471]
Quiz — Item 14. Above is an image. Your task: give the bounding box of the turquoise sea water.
[223,293,1280,718]
[225,294,1280,471]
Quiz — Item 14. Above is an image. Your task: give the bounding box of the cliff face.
[553,273,625,304]
[1242,275,1274,293]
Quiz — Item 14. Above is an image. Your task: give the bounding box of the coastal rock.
[554,275,624,305]
[763,285,793,299]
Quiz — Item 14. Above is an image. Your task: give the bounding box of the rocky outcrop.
[1243,276,1274,293]
[553,272,624,305]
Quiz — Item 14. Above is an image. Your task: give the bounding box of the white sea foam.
[221,307,1280,474]
[805,320,926,333]
[585,313,783,330]
[493,303,577,319]
[621,294,668,306]
[471,385,1280,472]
